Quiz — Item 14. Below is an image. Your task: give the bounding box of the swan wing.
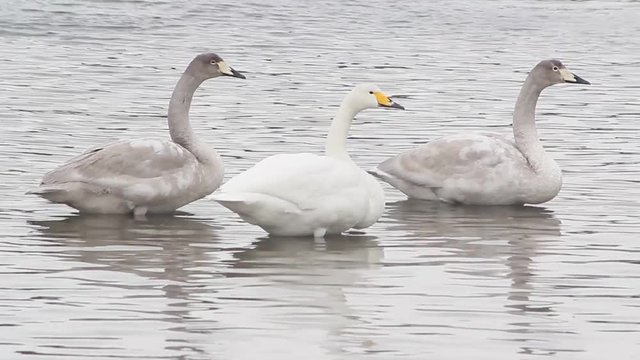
[211,153,378,234]
[376,133,528,189]
[219,153,363,210]
[36,139,201,201]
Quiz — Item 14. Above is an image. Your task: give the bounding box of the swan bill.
[560,68,589,84]
[374,92,405,110]
[218,60,246,79]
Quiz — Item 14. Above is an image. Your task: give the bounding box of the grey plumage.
[30,53,245,215]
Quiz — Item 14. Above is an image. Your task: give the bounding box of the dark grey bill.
[226,67,246,79]
[381,102,405,110]
[566,73,590,85]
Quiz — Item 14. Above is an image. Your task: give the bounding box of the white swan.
[371,60,589,205]
[208,84,404,238]
[29,53,246,215]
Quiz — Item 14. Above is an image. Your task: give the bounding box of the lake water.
[1,0,639,359]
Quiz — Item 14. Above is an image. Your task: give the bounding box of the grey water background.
[1,0,639,358]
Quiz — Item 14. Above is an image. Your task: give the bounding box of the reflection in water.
[384,200,562,342]
[3,0,639,356]
[25,216,383,358]
[28,214,220,283]
[233,233,382,269]
[385,200,561,241]
[228,234,383,357]
[26,214,221,356]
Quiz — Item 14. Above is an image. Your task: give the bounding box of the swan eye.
[552,66,559,71]
[369,91,374,94]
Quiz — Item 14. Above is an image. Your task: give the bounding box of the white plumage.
[209,84,404,237]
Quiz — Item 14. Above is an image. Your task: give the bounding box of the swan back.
[211,153,380,236]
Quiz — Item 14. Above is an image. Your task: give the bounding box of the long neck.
[324,97,359,161]
[167,69,216,163]
[513,74,547,171]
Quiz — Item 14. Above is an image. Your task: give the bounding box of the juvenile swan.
[209,84,404,238]
[29,53,245,215]
[371,60,589,205]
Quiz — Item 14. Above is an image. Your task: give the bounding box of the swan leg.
[346,229,366,235]
[133,207,148,220]
[313,227,327,239]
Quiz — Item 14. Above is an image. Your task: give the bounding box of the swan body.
[210,84,404,237]
[212,153,384,236]
[372,60,589,205]
[373,132,561,205]
[30,53,245,215]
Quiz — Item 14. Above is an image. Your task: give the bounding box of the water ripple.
[1,0,639,359]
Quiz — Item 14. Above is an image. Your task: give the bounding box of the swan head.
[533,60,589,86]
[345,83,405,112]
[188,53,246,80]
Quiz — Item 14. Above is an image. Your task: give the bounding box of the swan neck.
[325,98,359,161]
[167,69,217,164]
[168,71,202,147]
[513,74,547,170]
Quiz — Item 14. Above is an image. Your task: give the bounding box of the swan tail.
[367,166,391,180]
[208,192,302,215]
[26,185,67,199]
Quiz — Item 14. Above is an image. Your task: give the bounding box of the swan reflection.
[383,200,561,317]
[28,214,220,284]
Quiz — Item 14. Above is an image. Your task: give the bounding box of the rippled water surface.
[1,0,639,359]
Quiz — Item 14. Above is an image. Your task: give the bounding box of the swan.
[29,53,246,216]
[371,59,589,205]
[208,84,404,238]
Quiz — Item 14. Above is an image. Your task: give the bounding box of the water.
[1,0,639,358]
